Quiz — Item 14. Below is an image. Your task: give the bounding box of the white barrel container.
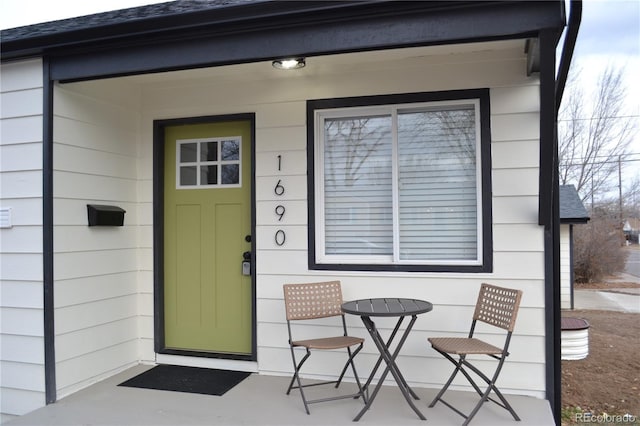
[561,317,589,360]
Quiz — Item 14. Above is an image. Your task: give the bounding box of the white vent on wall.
[0,207,12,228]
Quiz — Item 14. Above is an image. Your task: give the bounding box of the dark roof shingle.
[559,185,590,223]
[0,0,254,42]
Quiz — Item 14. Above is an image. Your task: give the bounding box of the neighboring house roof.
[559,185,590,224]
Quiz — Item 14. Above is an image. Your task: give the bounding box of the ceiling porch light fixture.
[272,58,305,70]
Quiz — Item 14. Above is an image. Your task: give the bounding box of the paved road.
[573,288,640,313]
[624,245,640,278]
[573,246,640,313]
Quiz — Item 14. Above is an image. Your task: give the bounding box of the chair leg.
[429,354,465,408]
[287,344,367,414]
[346,344,367,403]
[287,346,312,414]
[461,356,521,423]
[429,350,520,424]
[334,347,352,388]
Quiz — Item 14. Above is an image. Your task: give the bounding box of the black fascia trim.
[42,57,56,404]
[3,1,564,66]
[153,113,257,361]
[560,217,589,224]
[307,89,492,274]
[538,28,561,424]
[1,1,378,56]
[556,1,582,112]
[43,1,566,83]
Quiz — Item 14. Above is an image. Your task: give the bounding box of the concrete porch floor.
[7,364,554,426]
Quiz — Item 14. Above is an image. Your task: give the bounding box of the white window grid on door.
[176,137,242,189]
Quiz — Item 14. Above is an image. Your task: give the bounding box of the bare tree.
[622,175,640,218]
[559,66,636,204]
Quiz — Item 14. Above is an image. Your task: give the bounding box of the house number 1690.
[275,155,286,246]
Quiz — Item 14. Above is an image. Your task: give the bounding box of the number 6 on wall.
[274,179,285,196]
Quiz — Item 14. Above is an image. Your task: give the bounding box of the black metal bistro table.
[341,298,433,421]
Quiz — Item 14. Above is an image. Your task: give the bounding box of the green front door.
[163,118,252,355]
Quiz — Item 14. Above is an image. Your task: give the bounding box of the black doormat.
[118,365,251,396]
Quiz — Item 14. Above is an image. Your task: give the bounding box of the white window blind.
[323,116,393,256]
[397,107,478,261]
[317,100,482,265]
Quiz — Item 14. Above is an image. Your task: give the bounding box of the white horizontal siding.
[0,254,43,282]
[0,282,43,310]
[493,169,539,196]
[54,143,138,180]
[0,307,43,337]
[54,171,137,203]
[0,335,45,364]
[55,250,138,281]
[0,361,45,392]
[52,83,142,399]
[0,59,43,92]
[0,170,42,199]
[492,140,539,169]
[0,116,43,145]
[55,296,137,335]
[0,198,42,226]
[491,112,540,142]
[0,226,43,253]
[256,127,307,152]
[256,200,307,226]
[55,318,138,362]
[0,58,46,418]
[0,143,42,172]
[560,225,572,309]
[493,196,539,224]
[0,89,43,118]
[55,342,139,399]
[0,388,45,419]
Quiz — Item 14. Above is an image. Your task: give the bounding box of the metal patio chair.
[428,283,523,425]
[283,281,367,414]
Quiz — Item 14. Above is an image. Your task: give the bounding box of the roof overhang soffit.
[1,1,566,82]
[526,38,541,75]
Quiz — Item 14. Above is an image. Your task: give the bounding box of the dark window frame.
[307,89,493,273]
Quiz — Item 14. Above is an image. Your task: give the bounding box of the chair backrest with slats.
[473,283,523,332]
[283,281,344,321]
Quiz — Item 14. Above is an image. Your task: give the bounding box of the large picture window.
[307,90,492,272]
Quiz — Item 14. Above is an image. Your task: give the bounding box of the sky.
[569,0,639,104]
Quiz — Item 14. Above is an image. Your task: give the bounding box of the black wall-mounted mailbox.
[87,204,126,226]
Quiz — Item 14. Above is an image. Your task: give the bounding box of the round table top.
[341,298,433,317]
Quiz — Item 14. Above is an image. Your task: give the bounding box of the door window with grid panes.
[176,138,241,188]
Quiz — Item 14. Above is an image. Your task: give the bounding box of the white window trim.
[314,99,484,266]
[176,137,242,189]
